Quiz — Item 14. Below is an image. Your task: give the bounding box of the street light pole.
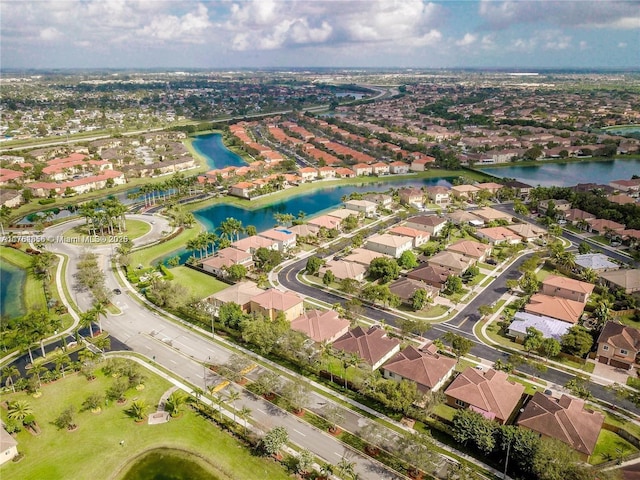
[503,439,511,479]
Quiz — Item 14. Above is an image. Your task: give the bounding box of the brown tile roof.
[290,309,350,343]
[597,321,640,353]
[445,368,525,423]
[563,208,596,222]
[517,393,604,456]
[525,294,585,324]
[332,326,400,367]
[409,215,447,227]
[407,264,450,286]
[428,250,472,271]
[250,289,303,311]
[542,275,595,295]
[383,345,456,391]
[447,239,491,260]
[600,269,640,292]
[388,277,438,302]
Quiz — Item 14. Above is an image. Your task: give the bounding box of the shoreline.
[471,154,640,172]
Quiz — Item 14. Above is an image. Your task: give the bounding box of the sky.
[1,0,639,70]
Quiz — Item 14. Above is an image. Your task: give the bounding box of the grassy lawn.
[508,375,545,394]
[432,403,457,422]
[420,304,449,318]
[443,288,469,304]
[169,266,228,300]
[536,264,557,282]
[467,273,486,287]
[600,410,640,440]
[63,219,152,241]
[130,225,202,268]
[0,364,290,480]
[590,235,611,246]
[590,429,639,465]
[0,246,48,312]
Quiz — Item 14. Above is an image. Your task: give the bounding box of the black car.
[113,288,122,295]
[486,258,497,265]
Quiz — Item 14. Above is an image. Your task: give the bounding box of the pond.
[477,158,640,187]
[120,448,223,480]
[0,260,25,319]
[192,133,247,170]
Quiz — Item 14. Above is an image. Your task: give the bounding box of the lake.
[0,260,25,319]
[478,158,640,187]
[191,133,247,170]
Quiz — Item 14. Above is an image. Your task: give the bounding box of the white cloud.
[138,4,211,43]
[509,30,572,52]
[456,33,477,47]
[579,41,588,50]
[40,27,63,42]
[618,42,628,48]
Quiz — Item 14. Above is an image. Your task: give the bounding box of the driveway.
[592,360,635,385]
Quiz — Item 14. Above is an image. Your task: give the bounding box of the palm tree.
[337,457,356,479]
[92,302,108,333]
[239,406,252,435]
[127,400,149,421]
[580,267,598,284]
[227,390,240,423]
[30,363,46,388]
[206,232,219,256]
[79,310,96,338]
[220,218,244,242]
[211,392,225,422]
[94,336,111,354]
[78,347,96,366]
[342,353,360,390]
[8,400,33,422]
[165,391,187,417]
[319,463,334,480]
[319,341,334,383]
[2,365,20,392]
[54,349,71,378]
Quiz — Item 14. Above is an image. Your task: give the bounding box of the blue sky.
[1,0,638,70]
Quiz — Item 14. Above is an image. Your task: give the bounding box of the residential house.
[622,229,640,247]
[382,344,456,393]
[229,181,254,199]
[444,367,525,424]
[409,155,435,171]
[343,248,391,266]
[541,275,595,303]
[26,170,126,197]
[405,215,447,237]
[506,223,546,242]
[365,233,413,258]
[610,178,640,194]
[206,281,264,312]
[447,210,484,227]
[371,162,390,175]
[504,180,533,199]
[319,260,367,282]
[451,184,480,200]
[201,247,253,277]
[0,189,22,208]
[344,199,378,217]
[575,253,619,273]
[0,428,18,465]
[248,288,305,322]
[447,239,491,263]
[475,226,522,245]
[586,218,625,236]
[363,193,393,208]
[427,250,473,275]
[398,188,424,208]
[596,321,640,370]
[563,208,596,226]
[0,168,24,186]
[607,194,636,206]
[290,309,350,343]
[353,163,373,176]
[232,235,278,254]
[332,326,401,370]
[425,186,450,205]
[259,228,297,252]
[307,214,342,231]
[473,207,512,223]
[288,223,319,238]
[599,269,640,294]
[525,294,585,324]
[388,277,439,305]
[406,264,451,290]
[476,182,504,196]
[326,209,357,221]
[299,167,318,182]
[539,199,571,213]
[318,166,336,179]
[388,226,430,248]
[507,312,572,342]
[517,393,605,461]
[389,161,409,174]
[335,167,356,178]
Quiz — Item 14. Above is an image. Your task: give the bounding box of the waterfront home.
[607,193,636,205]
[472,207,512,223]
[406,264,451,290]
[541,275,594,303]
[365,233,413,258]
[335,167,356,178]
[599,269,640,294]
[504,180,533,199]
[353,163,373,176]
[332,326,401,371]
[539,199,571,213]
[326,208,357,221]
[372,162,390,175]
[201,247,253,277]
[506,223,546,242]
[363,193,393,208]
[405,215,447,237]
[307,214,342,231]
[444,367,524,424]
[507,312,572,342]
[343,248,391,266]
[524,294,585,324]
[206,281,264,312]
[248,288,304,322]
[232,235,278,254]
[398,188,424,207]
[517,393,604,461]
[318,166,336,179]
[610,178,640,194]
[451,184,480,200]
[0,189,22,208]
[290,309,350,343]
[388,226,430,248]
[382,344,456,393]
[446,210,483,226]
[229,181,254,199]
[596,321,640,370]
[476,182,504,196]
[259,228,297,252]
[26,170,126,197]
[425,186,450,205]
[475,226,522,245]
[319,259,367,282]
[389,161,409,174]
[288,223,319,238]
[409,155,435,171]
[344,199,378,216]
[299,167,318,182]
[447,239,491,263]
[574,253,619,273]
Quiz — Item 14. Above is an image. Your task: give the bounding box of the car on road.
[113,288,122,295]
[486,258,497,265]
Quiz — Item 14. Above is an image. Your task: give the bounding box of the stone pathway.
[148,386,177,425]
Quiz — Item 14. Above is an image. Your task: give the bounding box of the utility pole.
[503,438,511,479]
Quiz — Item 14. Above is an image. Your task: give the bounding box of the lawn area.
[508,374,546,394]
[169,266,228,300]
[590,429,639,465]
[432,403,457,422]
[535,264,557,282]
[130,225,202,268]
[0,363,290,480]
[0,246,47,312]
[467,273,486,287]
[420,304,449,318]
[63,219,152,241]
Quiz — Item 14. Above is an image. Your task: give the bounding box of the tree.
[254,247,283,271]
[451,409,497,454]
[305,256,324,275]
[410,288,430,311]
[340,277,360,295]
[251,371,281,397]
[561,325,593,357]
[323,404,345,433]
[368,257,400,283]
[165,391,187,417]
[239,406,252,435]
[82,393,105,412]
[336,457,356,479]
[218,302,245,329]
[322,269,335,285]
[397,317,431,338]
[539,338,561,361]
[8,400,33,423]
[219,217,244,242]
[54,406,76,430]
[578,242,592,254]
[523,327,544,355]
[279,381,310,413]
[519,271,540,295]
[444,275,464,295]
[443,332,474,361]
[295,449,314,475]
[478,304,494,318]
[398,250,418,269]
[92,302,108,333]
[262,426,288,456]
[127,400,148,421]
[226,263,247,281]
[3,365,20,393]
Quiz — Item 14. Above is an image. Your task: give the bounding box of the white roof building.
[575,253,619,272]
[507,312,572,341]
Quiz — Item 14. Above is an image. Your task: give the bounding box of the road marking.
[169,359,177,365]
[457,316,469,328]
[292,428,306,437]
[257,408,266,414]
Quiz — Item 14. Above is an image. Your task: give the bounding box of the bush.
[38,198,56,205]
